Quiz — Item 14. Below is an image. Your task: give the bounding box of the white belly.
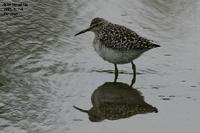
[93,39,144,64]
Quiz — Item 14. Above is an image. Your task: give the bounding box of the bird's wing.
[99,24,159,51]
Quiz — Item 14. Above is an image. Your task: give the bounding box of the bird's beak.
[73,106,89,113]
[74,26,92,36]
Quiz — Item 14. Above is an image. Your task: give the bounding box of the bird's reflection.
[74,82,158,122]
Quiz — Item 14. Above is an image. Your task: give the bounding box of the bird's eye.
[90,18,104,27]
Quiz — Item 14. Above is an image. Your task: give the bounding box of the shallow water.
[0,0,200,133]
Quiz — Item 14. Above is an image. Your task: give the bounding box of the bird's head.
[75,17,108,36]
[73,106,104,122]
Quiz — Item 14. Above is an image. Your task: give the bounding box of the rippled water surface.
[0,0,200,133]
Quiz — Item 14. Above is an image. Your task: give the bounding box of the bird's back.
[98,23,160,51]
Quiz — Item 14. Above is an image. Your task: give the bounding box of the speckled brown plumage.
[98,22,160,51]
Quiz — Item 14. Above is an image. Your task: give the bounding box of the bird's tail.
[135,37,160,49]
[150,42,160,48]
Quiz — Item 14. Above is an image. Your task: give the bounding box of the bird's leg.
[114,64,118,83]
[130,62,136,86]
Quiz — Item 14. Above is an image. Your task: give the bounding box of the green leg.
[114,64,118,83]
[130,62,136,86]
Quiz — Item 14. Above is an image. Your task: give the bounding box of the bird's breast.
[93,38,143,64]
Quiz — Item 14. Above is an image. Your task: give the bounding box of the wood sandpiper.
[73,82,158,122]
[75,18,160,86]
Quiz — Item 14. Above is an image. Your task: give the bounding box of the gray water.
[0,0,200,133]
